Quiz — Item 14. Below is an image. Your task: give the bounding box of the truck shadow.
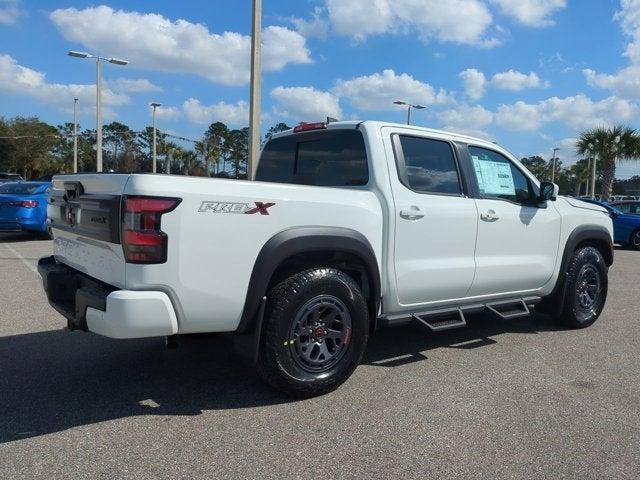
[0,311,561,443]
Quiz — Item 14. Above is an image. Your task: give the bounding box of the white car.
[38,121,614,397]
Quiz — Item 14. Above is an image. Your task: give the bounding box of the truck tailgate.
[49,174,130,288]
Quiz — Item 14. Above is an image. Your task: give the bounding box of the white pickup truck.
[38,120,614,397]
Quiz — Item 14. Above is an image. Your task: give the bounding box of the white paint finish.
[45,121,615,338]
[123,173,384,333]
[470,199,562,296]
[381,126,478,306]
[85,290,178,338]
[50,173,130,289]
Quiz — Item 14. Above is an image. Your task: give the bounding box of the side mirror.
[539,181,557,202]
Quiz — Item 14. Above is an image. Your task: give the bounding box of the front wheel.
[256,268,369,398]
[553,246,608,328]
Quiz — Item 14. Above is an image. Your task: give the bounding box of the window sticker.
[471,156,516,196]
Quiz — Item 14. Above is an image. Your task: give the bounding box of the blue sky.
[1,0,640,178]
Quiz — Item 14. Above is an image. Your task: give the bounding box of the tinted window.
[469,146,534,204]
[615,202,640,214]
[397,136,461,194]
[256,130,368,187]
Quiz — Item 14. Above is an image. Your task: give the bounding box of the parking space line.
[1,242,40,277]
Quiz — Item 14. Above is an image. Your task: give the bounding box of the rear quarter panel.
[124,174,383,333]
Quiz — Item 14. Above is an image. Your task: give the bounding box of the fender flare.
[542,224,613,315]
[235,226,381,334]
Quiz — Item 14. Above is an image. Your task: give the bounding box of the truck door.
[464,145,561,296]
[384,128,478,306]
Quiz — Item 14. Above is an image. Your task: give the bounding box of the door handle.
[400,207,425,220]
[480,210,499,222]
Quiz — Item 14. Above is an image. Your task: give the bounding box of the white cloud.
[291,7,328,39]
[271,86,342,121]
[439,104,494,129]
[334,69,450,111]
[149,104,181,121]
[0,53,127,117]
[582,2,640,100]
[182,98,249,126]
[50,6,311,87]
[616,0,640,63]
[0,0,25,25]
[325,0,497,46]
[106,78,161,93]
[584,66,640,100]
[489,0,566,27]
[459,68,547,99]
[490,69,549,90]
[459,68,487,100]
[438,104,494,140]
[495,95,637,131]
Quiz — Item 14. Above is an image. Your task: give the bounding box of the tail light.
[11,200,38,208]
[122,195,181,264]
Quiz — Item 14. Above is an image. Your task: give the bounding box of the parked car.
[0,181,52,237]
[609,200,640,215]
[38,121,614,397]
[0,172,24,184]
[582,198,640,250]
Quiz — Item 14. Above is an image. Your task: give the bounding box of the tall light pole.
[551,147,560,183]
[150,102,161,173]
[394,101,426,125]
[73,97,78,173]
[247,0,262,180]
[68,51,128,172]
[588,142,597,199]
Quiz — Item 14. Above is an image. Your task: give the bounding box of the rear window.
[0,183,47,194]
[256,130,368,187]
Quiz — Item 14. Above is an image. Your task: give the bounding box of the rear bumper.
[38,256,178,339]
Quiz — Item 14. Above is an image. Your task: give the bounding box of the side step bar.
[378,296,541,332]
[412,308,467,332]
[486,299,530,320]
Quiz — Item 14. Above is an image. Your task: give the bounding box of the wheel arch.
[235,227,381,335]
[540,224,613,316]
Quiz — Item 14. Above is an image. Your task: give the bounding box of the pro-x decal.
[198,201,275,215]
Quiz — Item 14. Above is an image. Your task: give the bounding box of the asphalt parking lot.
[0,233,639,479]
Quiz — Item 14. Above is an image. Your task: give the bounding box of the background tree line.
[0,116,291,180]
[1,116,639,199]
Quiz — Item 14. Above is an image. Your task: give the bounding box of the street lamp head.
[150,102,162,108]
[394,100,407,106]
[108,57,128,66]
[74,97,78,102]
[68,50,90,59]
[413,105,426,110]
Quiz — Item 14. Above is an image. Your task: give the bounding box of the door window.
[469,146,534,204]
[396,136,462,195]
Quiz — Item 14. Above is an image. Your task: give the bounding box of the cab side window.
[396,135,462,195]
[469,146,534,204]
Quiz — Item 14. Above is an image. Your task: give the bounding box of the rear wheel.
[256,268,369,398]
[630,228,640,251]
[553,246,608,328]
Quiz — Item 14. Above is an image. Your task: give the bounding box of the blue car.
[582,198,640,250]
[0,181,52,238]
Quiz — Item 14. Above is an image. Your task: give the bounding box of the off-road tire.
[256,268,369,398]
[553,246,608,328]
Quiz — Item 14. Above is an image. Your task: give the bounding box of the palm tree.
[569,159,592,196]
[576,125,640,201]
